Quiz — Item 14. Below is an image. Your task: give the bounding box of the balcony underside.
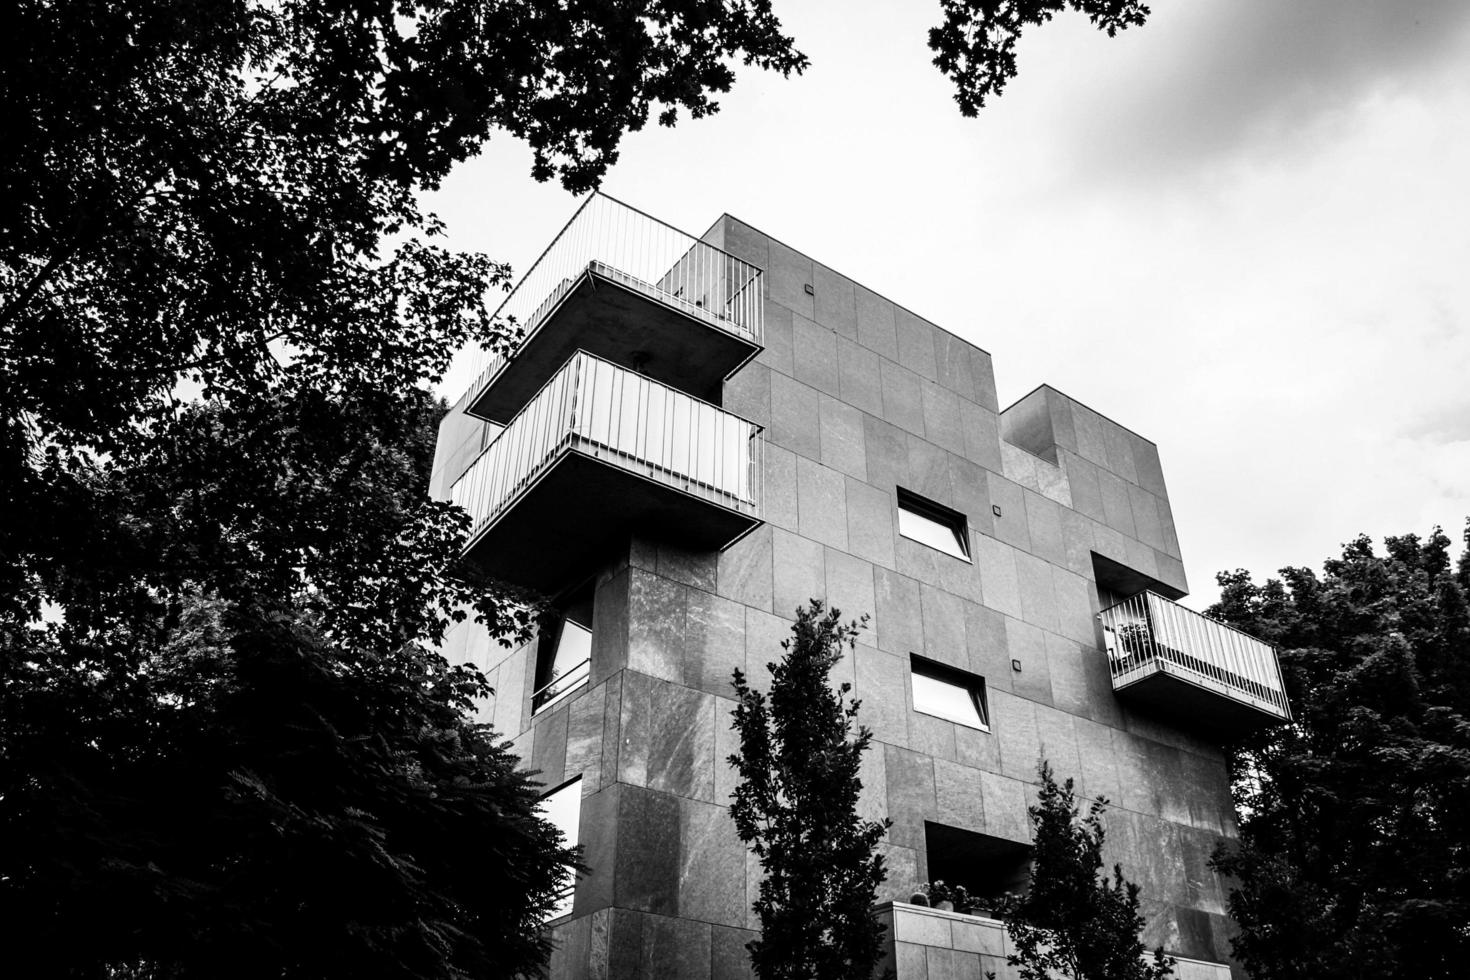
[467,265,763,424]
[462,446,760,594]
[1112,658,1291,736]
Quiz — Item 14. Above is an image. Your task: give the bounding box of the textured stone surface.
[768,371,820,458]
[881,360,927,436]
[934,758,986,830]
[677,797,746,926]
[792,313,839,397]
[837,334,884,416]
[685,590,747,699]
[711,925,757,980]
[771,527,825,617]
[614,786,682,915]
[846,478,897,569]
[856,644,910,746]
[886,744,938,849]
[646,680,716,802]
[874,565,924,655]
[627,569,687,684]
[716,524,773,612]
[796,456,849,550]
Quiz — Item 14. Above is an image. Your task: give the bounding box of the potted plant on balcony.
[920,880,974,914]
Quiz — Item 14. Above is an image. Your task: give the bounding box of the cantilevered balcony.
[1098,591,1291,736]
[463,193,764,424]
[451,351,762,593]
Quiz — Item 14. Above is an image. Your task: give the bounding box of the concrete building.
[429,194,1291,980]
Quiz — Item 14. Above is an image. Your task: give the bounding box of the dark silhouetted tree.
[994,761,1174,980]
[3,3,804,974]
[1208,524,1470,980]
[928,1,1151,114]
[0,390,581,978]
[728,600,891,980]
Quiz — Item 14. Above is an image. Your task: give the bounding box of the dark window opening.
[532,581,594,714]
[911,656,989,731]
[897,488,970,561]
[924,822,1033,917]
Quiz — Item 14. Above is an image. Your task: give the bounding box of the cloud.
[1058,0,1470,179]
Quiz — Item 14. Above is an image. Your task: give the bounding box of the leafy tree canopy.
[1208,524,1470,980]
[3,0,806,615]
[928,0,1150,115]
[728,601,891,980]
[3,4,806,974]
[994,761,1174,980]
[0,390,576,978]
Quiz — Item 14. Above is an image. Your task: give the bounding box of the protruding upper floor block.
[462,193,765,424]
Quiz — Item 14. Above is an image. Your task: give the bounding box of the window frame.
[910,655,990,731]
[536,776,582,920]
[896,488,971,562]
[532,583,594,716]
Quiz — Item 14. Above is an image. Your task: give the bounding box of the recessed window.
[911,656,989,730]
[925,822,1032,917]
[537,777,582,919]
[532,583,594,715]
[897,488,970,561]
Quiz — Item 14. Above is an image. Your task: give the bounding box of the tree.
[2,0,806,616]
[3,4,804,973]
[1207,525,1470,980]
[728,601,891,980]
[927,1,1151,114]
[0,390,581,978]
[993,762,1174,980]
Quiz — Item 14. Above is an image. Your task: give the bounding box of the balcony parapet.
[451,350,762,592]
[1099,590,1291,735]
[462,192,765,423]
[876,903,1235,980]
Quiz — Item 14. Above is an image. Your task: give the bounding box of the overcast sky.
[426,0,1470,609]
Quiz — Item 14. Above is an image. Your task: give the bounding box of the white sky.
[425,0,1470,609]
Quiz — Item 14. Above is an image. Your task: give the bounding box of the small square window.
[537,777,582,920]
[533,583,594,715]
[897,489,970,561]
[911,656,989,730]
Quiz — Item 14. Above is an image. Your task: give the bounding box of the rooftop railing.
[1098,590,1292,722]
[461,192,764,410]
[450,350,761,548]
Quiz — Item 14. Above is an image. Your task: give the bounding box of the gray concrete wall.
[432,214,1240,979]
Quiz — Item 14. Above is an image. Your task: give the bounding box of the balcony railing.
[450,350,762,588]
[1099,590,1291,730]
[531,657,590,716]
[461,192,765,421]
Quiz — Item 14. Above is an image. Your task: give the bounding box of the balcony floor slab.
[462,444,761,594]
[1112,660,1290,737]
[468,266,762,424]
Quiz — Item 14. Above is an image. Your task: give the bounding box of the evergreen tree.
[994,762,1174,980]
[1208,524,1470,980]
[728,601,891,980]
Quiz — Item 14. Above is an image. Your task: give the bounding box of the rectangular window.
[897,488,970,561]
[537,777,582,920]
[532,583,594,715]
[911,656,989,730]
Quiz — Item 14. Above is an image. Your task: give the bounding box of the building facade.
[429,194,1290,980]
